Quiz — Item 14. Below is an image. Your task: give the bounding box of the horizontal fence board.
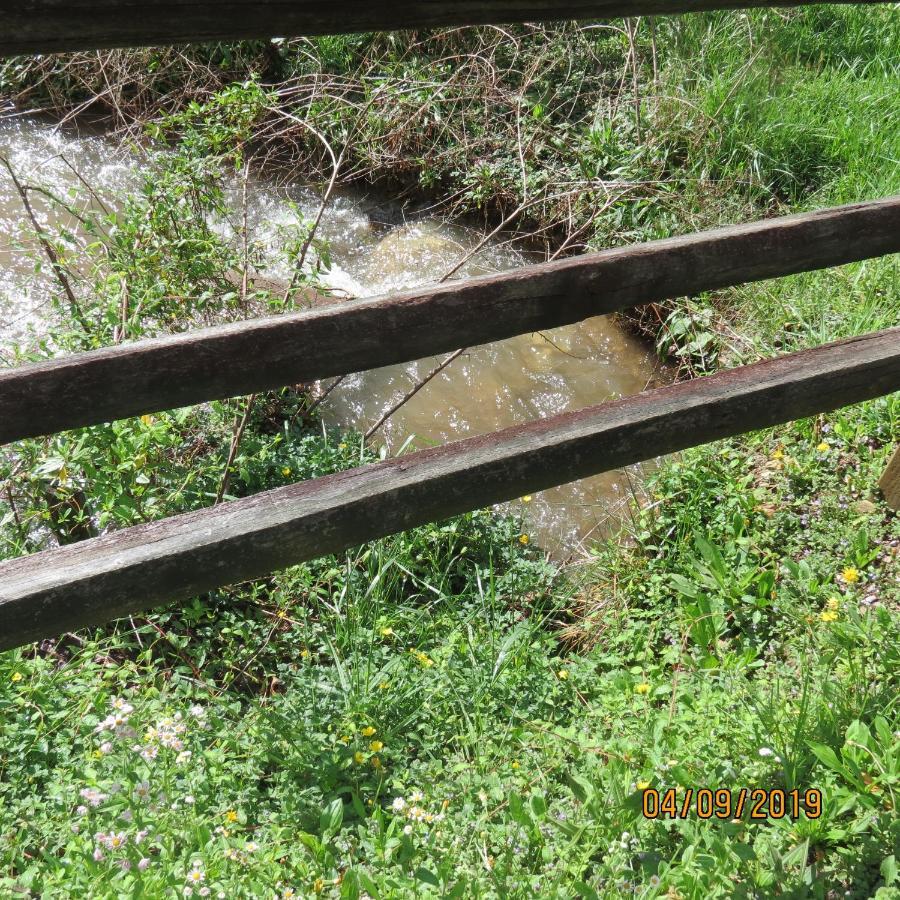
[3,196,899,446]
[1,326,898,651]
[1,1,891,55]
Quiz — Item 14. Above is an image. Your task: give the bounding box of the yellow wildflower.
[313,878,324,893]
[353,751,366,765]
[816,442,829,452]
[361,726,376,737]
[636,780,651,791]
[557,669,569,681]
[511,761,520,770]
[281,466,292,477]
[378,681,390,691]
[518,534,530,545]
[842,566,860,584]
[826,597,841,611]
[338,443,347,450]
[819,610,839,623]
[300,648,310,660]
[380,627,394,637]
[635,683,651,695]
[522,495,532,503]
[371,756,382,770]
[140,414,153,426]
[339,735,351,744]
[10,672,22,683]
[225,810,239,824]
[411,649,434,668]
[369,740,384,753]
[771,448,784,460]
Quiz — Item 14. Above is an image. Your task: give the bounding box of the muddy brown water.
[0,116,662,555]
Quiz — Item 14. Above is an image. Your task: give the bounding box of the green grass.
[1,5,899,898]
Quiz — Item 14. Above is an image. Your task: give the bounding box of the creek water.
[0,116,661,555]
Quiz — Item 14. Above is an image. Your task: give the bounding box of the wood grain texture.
[1,327,898,651]
[3,196,899,446]
[879,446,900,511]
[0,1,890,55]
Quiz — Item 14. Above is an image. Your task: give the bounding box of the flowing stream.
[0,116,662,555]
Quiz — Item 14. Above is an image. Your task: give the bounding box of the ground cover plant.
[1,5,898,897]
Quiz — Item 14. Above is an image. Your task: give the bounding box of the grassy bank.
[1,5,899,898]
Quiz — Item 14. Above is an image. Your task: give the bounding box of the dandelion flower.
[771,448,784,460]
[281,466,292,477]
[353,751,366,764]
[518,534,530,545]
[819,610,838,623]
[636,780,651,791]
[371,756,382,769]
[635,683,650,695]
[369,740,384,753]
[557,669,569,680]
[816,442,829,452]
[826,597,841,611]
[511,761,520,770]
[361,726,376,737]
[313,878,324,893]
[380,626,394,637]
[522,495,532,503]
[842,566,860,584]
[10,672,22,683]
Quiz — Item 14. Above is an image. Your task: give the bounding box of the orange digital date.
[642,788,822,820]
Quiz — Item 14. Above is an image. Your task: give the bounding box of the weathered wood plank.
[1,326,898,651]
[879,446,900,511]
[3,196,899,446]
[1,1,891,56]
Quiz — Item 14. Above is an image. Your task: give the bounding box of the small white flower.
[190,704,206,719]
[76,805,88,816]
[93,847,104,861]
[392,797,407,812]
[758,747,775,757]
[120,809,133,823]
[403,824,413,835]
[183,890,193,898]
[245,841,258,853]
[649,875,661,888]
[99,741,113,754]
[176,750,192,765]
[119,859,131,872]
[134,781,151,801]
[138,858,150,871]
[184,795,195,805]
[409,791,424,803]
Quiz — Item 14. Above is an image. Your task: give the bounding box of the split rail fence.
[1,1,899,651]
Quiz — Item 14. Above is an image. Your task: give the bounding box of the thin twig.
[215,394,257,504]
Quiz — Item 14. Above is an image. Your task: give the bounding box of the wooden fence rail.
[3,196,898,445]
[1,327,898,651]
[1,0,892,56]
